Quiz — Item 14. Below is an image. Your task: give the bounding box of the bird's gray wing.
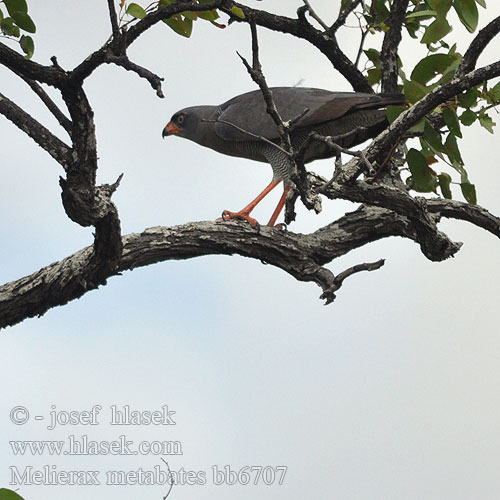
[214,88,399,142]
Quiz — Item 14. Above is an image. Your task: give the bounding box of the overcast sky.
[1,1,500,499]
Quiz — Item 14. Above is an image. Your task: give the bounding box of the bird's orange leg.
[267,184,291,227]
[222,180,281,227]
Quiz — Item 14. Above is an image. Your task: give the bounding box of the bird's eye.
[177,115,184,125]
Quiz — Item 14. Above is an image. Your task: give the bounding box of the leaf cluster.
[360,0,496,204]
[0,0,35,58]
[124,0,244,38]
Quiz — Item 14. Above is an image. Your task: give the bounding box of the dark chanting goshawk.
[163,87,405,226]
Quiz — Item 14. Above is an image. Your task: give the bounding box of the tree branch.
[14,71,73,134]
[105,55,165,97]
[69,0,226,86]
[330,0,362,33]
[456,15,500,77]
[339,59,500,182]
[0,91,71,166]
[380,0,409,93]
[107,0,121,39]
[302,0,329,31]
[0,210,422,329]
[233,2,373,92]
[0,41,66,88]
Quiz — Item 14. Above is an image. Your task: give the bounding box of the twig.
[13,70,72,134]
[202,118,291,156]
[302,0,329,31]
[330,0,362,33]
[160,458,174,500]
[354,27,369,68]
[105,55,165,97]
[319,259,385,304]
[236,19,293,153]
[296,129,374,186]
[0,90,71,167]
[107,0,121,39]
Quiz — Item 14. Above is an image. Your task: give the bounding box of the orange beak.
[162,121,181,138]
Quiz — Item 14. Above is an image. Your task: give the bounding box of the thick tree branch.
[456,15,500,77]
[0,210,421,329]
[427,199,500,238]
[0,91,71,166]
[380,0,409,93]
[339,59,500,182]
[317,177,462,261]
[0,41,66,88]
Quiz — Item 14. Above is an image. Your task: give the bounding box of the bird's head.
[162,106,219,149]
[162,110,192,138]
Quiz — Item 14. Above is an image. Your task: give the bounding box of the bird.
[162,87,405,227]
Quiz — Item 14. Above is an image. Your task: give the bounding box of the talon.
[219,210,259,227]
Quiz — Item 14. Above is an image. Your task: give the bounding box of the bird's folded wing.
[214,87,402,142]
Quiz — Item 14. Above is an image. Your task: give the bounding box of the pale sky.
[1,1,500,499]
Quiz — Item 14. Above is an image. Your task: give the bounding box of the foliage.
[0,489,26,500]
[362,0,496,203]
[122,0,244,37]
[0,0,35,58]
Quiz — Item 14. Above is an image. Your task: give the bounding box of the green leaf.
[385,106,406,124]
[367,67,381,85]
[410,118,426,133]
[20,33,34,58]
[182,11,196,21]
[406,148,438,192]
[411,53,459,85]
[406,9,436,19]
[475,0,486,7]
[0,9,4,22]
[403,78,429,104]
[478,110,495,133]
[1,17,20,36]
[459,108,476,126]
[434,0,453,18]
[4,0,27,15]
[459,87,479,108]
[438,173,452,199]
[0,488,27,500]
[453,0,478,32]
[230,6,245,19]
[12,11,35,32]
[198,8,219,21]
[126,3,147,19]
[364,48,380,65]
[442,106,462,138]
[444,132,464,165]
[460,182,477,204]
[421,17,452,44]
[423,119,445,152]
[163,15,193,37]
[485,81,500,104]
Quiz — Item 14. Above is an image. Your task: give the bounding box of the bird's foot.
[220,210,259,228]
